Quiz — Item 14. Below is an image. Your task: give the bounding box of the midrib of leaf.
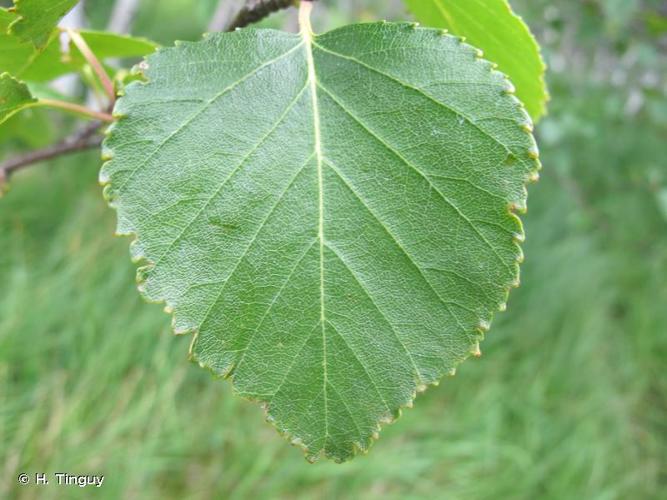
[300,3,330,446]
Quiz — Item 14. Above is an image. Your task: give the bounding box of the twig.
[226,0,297,31]
[0,121,104,179]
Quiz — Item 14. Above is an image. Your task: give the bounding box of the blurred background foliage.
[0,0,665,498]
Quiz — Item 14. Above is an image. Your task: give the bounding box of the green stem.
[35,99,115,122]
[66,28,116,102]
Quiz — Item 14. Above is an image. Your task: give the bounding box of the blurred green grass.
[1,0,666,498]
[1,118,664,499]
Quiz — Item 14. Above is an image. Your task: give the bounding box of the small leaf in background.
[0,72,36,125]
[102,23,539,461]
[0,106,55,146]
[0,32,63,81]
[8,0,78,48]
[405,0,548,122]
[75,31,158,60]
[0,13,158,82]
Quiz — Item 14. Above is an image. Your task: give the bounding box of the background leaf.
[0,8,157,83]
[0,72,36,124]
[0,5,17,29]
[102,23,539,462]
[76,30,158,59]
[405,0,548,122]
[0,106,55,145]
[8,0,78,48]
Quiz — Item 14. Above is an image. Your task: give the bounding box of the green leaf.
[8,0,78,48]
[405,0,548,122]
[101,23,539,462]
[0,6,17,30]
[0,72,36,124]
[0,32,61,80]
[0,26,158,82]
[75,30,159,60]
[0,106,55,146]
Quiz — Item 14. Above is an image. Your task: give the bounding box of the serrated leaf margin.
[99,24,542,462]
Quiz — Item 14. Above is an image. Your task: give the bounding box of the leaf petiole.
[35,98,115,122]
[299,0,315,36]
[65,28,116,103]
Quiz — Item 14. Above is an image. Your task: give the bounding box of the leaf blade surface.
[405,0,548,121]
[9,0,78,48]
[0,72,36,124]
[101,23,539,462]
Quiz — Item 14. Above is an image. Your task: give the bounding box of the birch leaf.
[101,22,540,462]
